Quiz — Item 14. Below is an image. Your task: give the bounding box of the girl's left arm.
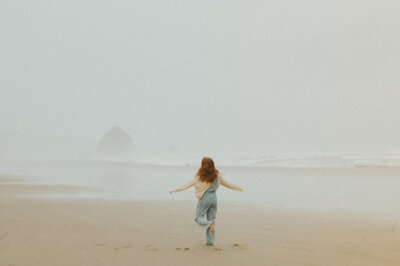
[218,174,243,191]
[169,177,196,194]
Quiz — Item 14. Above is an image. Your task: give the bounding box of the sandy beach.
[1,180,400,266]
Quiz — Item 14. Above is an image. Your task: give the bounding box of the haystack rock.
[96,127,134,159]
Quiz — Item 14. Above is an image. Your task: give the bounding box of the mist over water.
[1,0,400,163]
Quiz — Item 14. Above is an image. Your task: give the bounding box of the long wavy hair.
[196,157,219,183]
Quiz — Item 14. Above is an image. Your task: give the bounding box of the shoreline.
[2,158,400,169]
[1,175,400,223]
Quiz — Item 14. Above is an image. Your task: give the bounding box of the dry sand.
[1,182,400,265]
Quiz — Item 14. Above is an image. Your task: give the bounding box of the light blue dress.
[194,177,219,245]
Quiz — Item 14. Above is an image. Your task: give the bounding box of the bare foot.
[209,223,215,233]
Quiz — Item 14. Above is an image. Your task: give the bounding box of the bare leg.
[209,223,215,233]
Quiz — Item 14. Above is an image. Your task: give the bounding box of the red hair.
[196,157,219,183]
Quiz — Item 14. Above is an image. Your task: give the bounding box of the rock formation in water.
[96,127,134,159]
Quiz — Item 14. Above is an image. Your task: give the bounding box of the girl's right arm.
[169,176,197,194]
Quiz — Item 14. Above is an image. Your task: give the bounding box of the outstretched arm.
[169,176,196,194]
[219,174,243,191]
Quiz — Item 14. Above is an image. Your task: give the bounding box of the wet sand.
[1,183,400,265]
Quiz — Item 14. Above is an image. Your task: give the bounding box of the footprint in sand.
[213,248,222,251]
[232,243,245,249]
[175,247,190,251]
[112,243,132,250]
[144,244,158,251]
[95,243,105,247]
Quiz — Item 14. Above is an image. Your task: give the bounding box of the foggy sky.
[1,0,400,155]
